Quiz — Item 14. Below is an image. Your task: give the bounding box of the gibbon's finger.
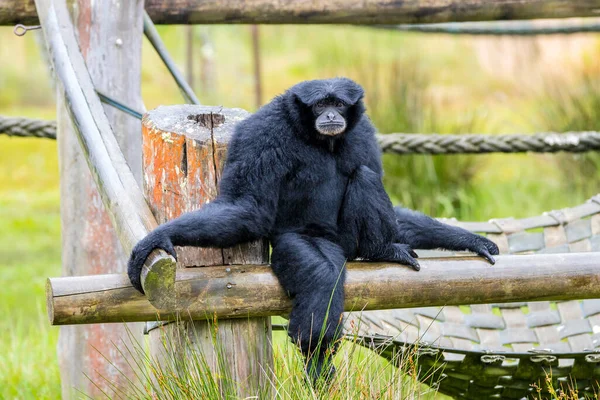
[399,252,420,271]
[486,240,500,255]
[158,242,177,260]
[478,249,496,265]
[408,258,421,271]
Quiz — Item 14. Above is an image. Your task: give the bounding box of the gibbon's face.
[312,98,349,136]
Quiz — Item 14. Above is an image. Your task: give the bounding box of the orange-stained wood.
[141,105,273,397]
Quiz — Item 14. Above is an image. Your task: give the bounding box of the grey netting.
[344,195,600,399]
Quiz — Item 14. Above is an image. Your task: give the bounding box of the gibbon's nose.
[327,112,335,121]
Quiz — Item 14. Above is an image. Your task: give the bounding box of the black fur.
[127,77,499,381]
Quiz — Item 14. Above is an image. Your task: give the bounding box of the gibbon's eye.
[316,101,325,108]
[335,101,344,108]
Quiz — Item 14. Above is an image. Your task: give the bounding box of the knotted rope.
[0,116,57,139]
[376,132,600,154]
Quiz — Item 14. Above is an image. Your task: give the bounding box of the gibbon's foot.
[306,355,336,386]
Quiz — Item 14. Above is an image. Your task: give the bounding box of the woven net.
[344,195,600,399]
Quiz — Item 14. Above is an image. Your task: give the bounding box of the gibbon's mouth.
[316,122,346,136]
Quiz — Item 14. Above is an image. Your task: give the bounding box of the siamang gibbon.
[128,78,499,382]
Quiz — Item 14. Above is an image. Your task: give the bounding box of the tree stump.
[142,105,273,397]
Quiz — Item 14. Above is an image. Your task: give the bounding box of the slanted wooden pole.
[141,105,273,397]
[51,1,145,398]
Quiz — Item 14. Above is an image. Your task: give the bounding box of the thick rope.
[377,132,600,154]
[0,116,57,139]
[3,116,600,154]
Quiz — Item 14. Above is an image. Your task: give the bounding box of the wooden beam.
[47,253,600,325]
[5,0,600,25]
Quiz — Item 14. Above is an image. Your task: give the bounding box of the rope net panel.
[344,195,600,399]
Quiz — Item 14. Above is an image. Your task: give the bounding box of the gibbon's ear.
[289,80,324,106]
[330,77,364,105]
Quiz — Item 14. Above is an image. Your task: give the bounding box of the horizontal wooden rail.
[35,0,177,302]
[47,253,600,325]
[5,0,600,25]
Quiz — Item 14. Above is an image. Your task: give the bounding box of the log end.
[46,278,55,325]
[141,249,178,310]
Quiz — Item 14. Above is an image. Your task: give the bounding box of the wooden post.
[141,105,273,397]
[56,1,144,398]
[251,25,262,108]
[185,25,194,90]
[199,28,216,96]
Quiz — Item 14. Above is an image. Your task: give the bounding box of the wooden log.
[47,253,600,325]
[5,0,600,25]
[38,0,145,397]
[141,105,272,397]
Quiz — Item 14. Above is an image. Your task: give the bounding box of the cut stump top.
[143,105,250,143]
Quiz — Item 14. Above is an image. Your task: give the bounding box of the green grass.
[0,23,599,399]
[0,136,61,399]
[86,322,439,400]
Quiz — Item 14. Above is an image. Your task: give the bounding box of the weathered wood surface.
[48,252,600,325]
[36,0,145,397]
[0,0,37,24]
[34,0,176,309]
[6,0,600,25]
[142,104,272,397]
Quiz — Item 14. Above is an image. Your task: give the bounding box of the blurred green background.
[1,24,599,398]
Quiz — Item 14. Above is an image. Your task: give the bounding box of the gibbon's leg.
[270,232,346,382]
[338,165,421,270]
[393,207,499,263]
